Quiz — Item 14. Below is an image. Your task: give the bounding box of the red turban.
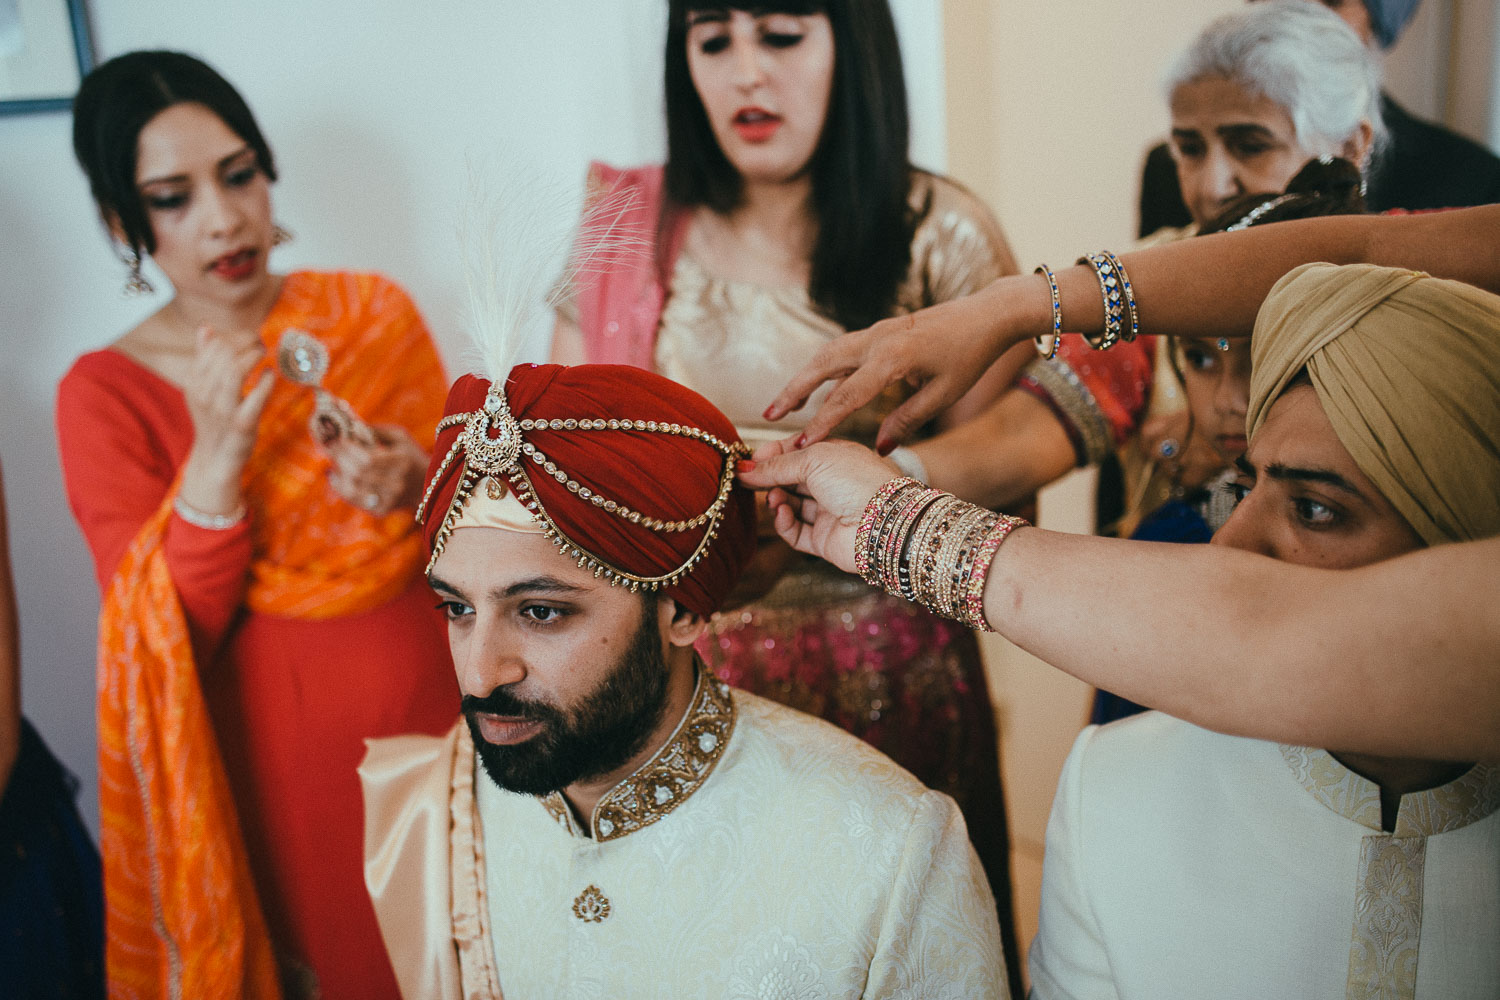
[419,364,756,619]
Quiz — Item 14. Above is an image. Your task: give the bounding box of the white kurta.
[1029,712,1500,1000]
[361,670,1007,999]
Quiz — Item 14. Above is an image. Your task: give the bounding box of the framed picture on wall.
[0,0,94,115]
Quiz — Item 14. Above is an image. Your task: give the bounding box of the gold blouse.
[654,171,1014,450]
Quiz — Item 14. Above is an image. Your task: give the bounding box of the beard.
[462,599,671,797]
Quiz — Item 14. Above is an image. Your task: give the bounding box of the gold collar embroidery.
[539,665,736,842]
[1279,745,1500,837]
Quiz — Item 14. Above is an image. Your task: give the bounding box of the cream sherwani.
[1029,712,1500,1000]
[361,669,1007,999]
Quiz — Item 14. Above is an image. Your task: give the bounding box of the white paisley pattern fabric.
[363,670,1007,999]
[1029,713,1500,1000]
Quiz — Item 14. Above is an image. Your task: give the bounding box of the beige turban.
[1248,262,1500,546]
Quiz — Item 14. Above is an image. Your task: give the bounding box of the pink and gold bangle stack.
[854,477,920,581]
[855,477,1028,632]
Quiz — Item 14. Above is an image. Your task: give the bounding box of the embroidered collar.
[539,665,736,842]
[1279,745,1500,837]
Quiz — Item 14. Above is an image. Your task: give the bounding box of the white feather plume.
[456,162,651,383]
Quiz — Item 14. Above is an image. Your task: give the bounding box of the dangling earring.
[271,223,294,247]
[123,249,154,296]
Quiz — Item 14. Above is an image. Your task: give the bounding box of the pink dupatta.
[573,162,689,369]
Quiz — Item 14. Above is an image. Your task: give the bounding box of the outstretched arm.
[984,527,1500,761]
[766,205,1500,451]
[739,441,1500,762]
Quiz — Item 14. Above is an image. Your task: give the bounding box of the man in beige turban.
[1029,263,1500,1000]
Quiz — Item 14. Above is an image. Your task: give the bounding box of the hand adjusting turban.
[1248,262,1500,546]
[418,363,757,618]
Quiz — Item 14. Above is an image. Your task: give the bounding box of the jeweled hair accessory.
[1223,194,1299,233]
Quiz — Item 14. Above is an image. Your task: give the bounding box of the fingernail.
[794,434,807,449]
[876,439,894,457]
[762,405,777,420]
[735,459,756,474]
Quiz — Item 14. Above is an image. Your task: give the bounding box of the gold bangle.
[857,485,1029,632]
[961,514,1028,631]
[855,478,920,583]
[1099,250,1139,342]
[1076,252,1124,350]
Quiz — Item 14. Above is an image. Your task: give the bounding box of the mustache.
[461,688,562,722]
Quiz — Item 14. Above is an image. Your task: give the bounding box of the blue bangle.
[1033,264,1062,360]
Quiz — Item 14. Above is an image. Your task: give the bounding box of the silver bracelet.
[173,495,247,531]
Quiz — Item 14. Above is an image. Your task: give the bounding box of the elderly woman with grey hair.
[1157,0,1383,236]
[1142,0,1500,231]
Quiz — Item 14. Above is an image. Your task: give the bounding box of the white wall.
[1383,0,1500,152]
[1384,0,1451,121]
[1494,8,1500,149]
[0,0,948,834]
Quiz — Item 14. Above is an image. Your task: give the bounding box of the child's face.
[1177,336,1253,465]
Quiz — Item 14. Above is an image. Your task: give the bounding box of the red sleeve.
[1054,335,1155,444]
[56,354,252,656]
[1014,336,1156,466]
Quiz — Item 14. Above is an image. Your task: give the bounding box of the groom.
[360,362,1007,998]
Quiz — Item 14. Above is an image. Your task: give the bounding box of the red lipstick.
[209,248,258,281]
[732,106,782,143]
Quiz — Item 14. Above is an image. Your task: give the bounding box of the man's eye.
[435,600,473,620]
[521,605,566,624]
[1172,140,1205,159]
[1293,497,1338,527]
[1229,140,1273,158]
[1222,480,1250,505]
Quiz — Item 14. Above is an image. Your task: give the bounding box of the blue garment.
[0,719,103,999]
[1364,0,1421,48]
[1091,499,1214,726]
[1130,499,1215,546]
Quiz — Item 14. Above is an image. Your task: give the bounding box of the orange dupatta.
[99,272,447,998]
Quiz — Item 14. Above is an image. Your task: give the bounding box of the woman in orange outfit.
[59,51,455,999]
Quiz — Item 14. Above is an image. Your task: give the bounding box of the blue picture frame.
[0,0,95,116]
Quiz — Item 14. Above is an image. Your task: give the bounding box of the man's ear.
[658,597,708,648]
